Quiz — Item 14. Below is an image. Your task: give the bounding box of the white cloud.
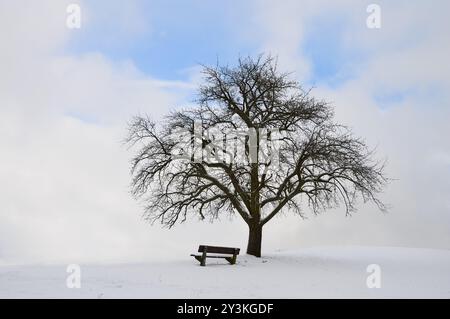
[0,1,208,264]
[250,0,450,250]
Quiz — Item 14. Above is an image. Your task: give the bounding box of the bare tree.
[126,55,387,257]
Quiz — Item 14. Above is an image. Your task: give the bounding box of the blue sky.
[64,0,364,86]
[66,1,259,81]
[302,12,369,87]
[61,0,450,122]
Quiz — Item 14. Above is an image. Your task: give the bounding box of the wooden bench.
[190,245,240,266]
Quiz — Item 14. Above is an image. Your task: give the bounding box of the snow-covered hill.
[1,247,449,298]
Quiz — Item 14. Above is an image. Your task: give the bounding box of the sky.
[0,0,449,265]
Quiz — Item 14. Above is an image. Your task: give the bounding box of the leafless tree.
[126,55,387,257]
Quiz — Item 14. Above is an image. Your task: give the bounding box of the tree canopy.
[126,55,387,257]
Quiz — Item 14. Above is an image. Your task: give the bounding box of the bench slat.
[198,245,240,255]
[191,254,229,259]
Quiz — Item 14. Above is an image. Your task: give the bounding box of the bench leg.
[200,250,207,266]
[225,254,237,265]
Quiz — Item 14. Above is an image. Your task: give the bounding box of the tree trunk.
[246,224,262,257]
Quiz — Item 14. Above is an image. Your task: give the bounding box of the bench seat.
[190,254,231,259]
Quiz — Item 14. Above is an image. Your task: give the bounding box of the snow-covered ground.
[1,246,449,298]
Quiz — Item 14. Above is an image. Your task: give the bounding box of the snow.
[1,246,449,298]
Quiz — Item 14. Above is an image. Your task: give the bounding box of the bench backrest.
[198,245,240,255]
